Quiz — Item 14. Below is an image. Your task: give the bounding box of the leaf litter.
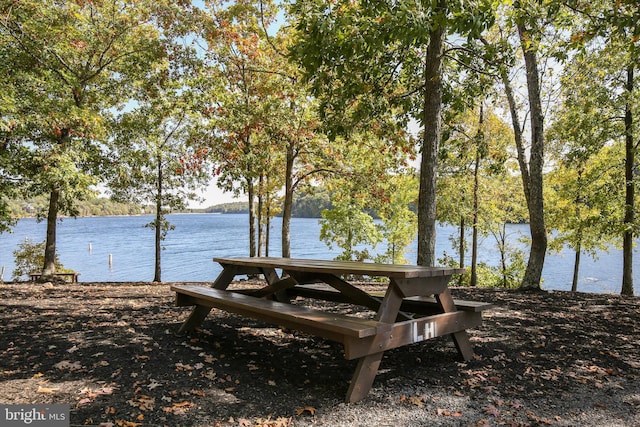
[0,281,638,426]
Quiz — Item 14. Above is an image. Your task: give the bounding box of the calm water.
[0,213,637,294]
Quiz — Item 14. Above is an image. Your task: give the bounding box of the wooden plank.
[250,276,299,298]
[394,276,450,297]
[172,285,388,339]
[286,285,354,303]
[214,257,465,279]
[287,285,492,314]
[343,311,483,360]
[403,296,494,312]
[316,273,384,313]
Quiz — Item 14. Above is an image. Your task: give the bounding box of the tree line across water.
[1,1,637,295]
[7,191,334,219]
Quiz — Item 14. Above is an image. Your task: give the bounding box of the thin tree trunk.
[265,202,270,257]
[282,140,295,258]
[417,0,446,267]
[471,104,484,287]
[43,131,71,279]
[500,224,508,288]
[514,1,547,290]
[621,65,635,296]
[248,177,256,258]
[42,187,60,278]
[572,243,581,293]
[153,153,162,282]
[459,217,465,268]
[500,69,530,204]
[257,176,264,257]
[471,152,480,287]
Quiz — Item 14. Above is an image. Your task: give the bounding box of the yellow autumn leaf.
[37,386,59,393]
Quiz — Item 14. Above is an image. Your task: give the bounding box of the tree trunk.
[281,140,295,258]
[514,1,547,290]
[471,150,480,287]
[248,177,257,258]
[572,243,581,293]
[265,202,270,257]
[257,176,264,257]
[500,224,508,288]
[153,154,162,282]
[459,217,465,268]
[501,69,530,203]
[42,187,60,278]
[621,65,635,296]
[470,104,484,287]
[417,1,446,267]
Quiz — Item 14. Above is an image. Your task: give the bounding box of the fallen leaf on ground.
[408,396,424,407]
[296,406,316,416]
[162,400,194,415]
[484,404,500,417]
[127,395,155,411]
[54,360,83,371]
[77,398,92,406]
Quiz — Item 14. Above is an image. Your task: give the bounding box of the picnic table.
[171,257,492,402]
[29,271,79,283]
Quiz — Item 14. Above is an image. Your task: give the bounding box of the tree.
[505,0,549,290]
[551,0,639,295]
[109,74,209,282]
[439,103,514,286]
[482,173,528,288]
[546,152,621,292]
[12,239,65,282]
[202,0,287,257]
[319,132,413,262]
[0,0,193,279]
[202,0,332,258]
[375,173,419,265]
[290,0,497,267]
[0,34,21,233]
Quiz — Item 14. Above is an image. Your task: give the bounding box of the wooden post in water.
[89,242,92,254]
[1,266,4,283]
[109,254,113,269]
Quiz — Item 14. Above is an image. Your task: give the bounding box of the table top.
[214,256,465,279]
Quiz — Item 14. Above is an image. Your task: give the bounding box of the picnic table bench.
[29,271,79,283]
[171,257,493,402]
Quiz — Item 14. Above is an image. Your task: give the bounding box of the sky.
[189,178,244,208]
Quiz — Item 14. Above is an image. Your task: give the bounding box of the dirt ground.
[0,281,639,427]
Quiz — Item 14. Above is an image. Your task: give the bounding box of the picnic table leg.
[346,280,405,402]
[212,267,239,289]
[436,289,475,361]
[178,266,237,334]
[346,352,384,403]
[177,306,212,334]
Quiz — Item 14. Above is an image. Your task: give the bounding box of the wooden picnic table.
[171,257,492,402]
[29,271,79,283]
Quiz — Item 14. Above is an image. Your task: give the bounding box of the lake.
[0,213,637,294]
